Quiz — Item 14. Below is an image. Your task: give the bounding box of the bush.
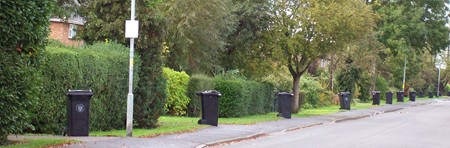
[0,52,41,144]
[0,0,54,144]
[336,66,371,102]
[376,76,389,100]
[162,68,190,116]
[29,42,140,134]
[214,73,274,117]
[300,75,333,109]
[186,74,274,117]
[186,74,214,117]
[263,67,292,92]
[214,79,248,117]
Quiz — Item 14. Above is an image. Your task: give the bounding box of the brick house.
[49,15,84,46]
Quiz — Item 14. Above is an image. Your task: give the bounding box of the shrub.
[336,66,371,102]
[263,67,292,92]
[299,75,334,109]
[162,68,190,116]
[0,52,41,144]
[376,76,389,100]
[29,42,140,134]
[214,73,274,117]
[214,79,248,117]
[0,0,54,144]
[186,74,274,117]
[186,74,214,117]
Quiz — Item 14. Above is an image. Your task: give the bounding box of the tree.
[269,0,376,113]
[81,0,167,128]
[221,0,275,79]
[376,0,450,54]
[335,34,383,102]
[0,0,54,144]
[161,0,237,75]
[375,0,450,92]
[52,0,80,18]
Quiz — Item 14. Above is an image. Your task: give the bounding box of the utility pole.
[125,0,139,137]
[402,56,407,92]
[438,63,441,97]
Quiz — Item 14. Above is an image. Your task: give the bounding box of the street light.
[125,0,139,137]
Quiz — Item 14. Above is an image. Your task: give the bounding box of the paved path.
[221,99,450,148]
[8,99,445,148]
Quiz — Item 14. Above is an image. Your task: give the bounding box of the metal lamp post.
[402,56,407,92]
[125,0,139,137]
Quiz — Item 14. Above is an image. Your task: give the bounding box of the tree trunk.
[370,59,377,91]
[292,74,301,114]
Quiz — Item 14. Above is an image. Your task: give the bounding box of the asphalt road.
[221,100,450,148]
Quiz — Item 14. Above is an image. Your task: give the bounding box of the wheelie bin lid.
[67,89,93,96]
[196,90,221,96]
[340,92,351,95]
[277,92,294,96]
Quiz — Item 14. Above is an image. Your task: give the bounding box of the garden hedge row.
[29,42,140,134]
[186,74,274,117]
[0,0,55,144]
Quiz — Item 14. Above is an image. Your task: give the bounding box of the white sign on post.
[125,20,139,38]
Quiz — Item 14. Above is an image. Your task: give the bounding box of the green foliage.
[0,52,40,145]
[162,68,190,116]
[0,0,54,50]
[214,79,248,117]
[376,76,390,100]
[161,0,237,74]
[269,0,376,112]
[375,0,450,54]
[262,67,292,92]
[214,74,274,117]
[336,64,371,102]
[186,74,214,117]
[0,0,54,144]
[52,0,79,19]
[29,42,140,134]
[300,75,333,109]
[221,0,274,78]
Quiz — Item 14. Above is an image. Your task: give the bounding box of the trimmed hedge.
[162,68,190,116]
[186,75,274,117]
[0,0,54,144]
[186,74,214,116]
[29,42,140,134]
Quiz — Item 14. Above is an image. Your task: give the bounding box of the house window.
[68,24,77,39]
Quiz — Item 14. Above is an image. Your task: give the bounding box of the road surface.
[221,100,450,148]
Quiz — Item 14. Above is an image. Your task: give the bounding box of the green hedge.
[214,79,249,117]
[162,68,190,116]
[29,42,140,134]
[186,74,214,116]
[186,74,274,117]
[0,0,54,144]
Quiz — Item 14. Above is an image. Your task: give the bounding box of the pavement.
[8,98,446,148]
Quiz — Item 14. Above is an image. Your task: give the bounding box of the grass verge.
[1,139,76,148]
[219,113,280,125]
[294,105,340,118]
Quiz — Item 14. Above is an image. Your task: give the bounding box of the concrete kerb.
[197,99,444,148]
[196,133,269,148]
